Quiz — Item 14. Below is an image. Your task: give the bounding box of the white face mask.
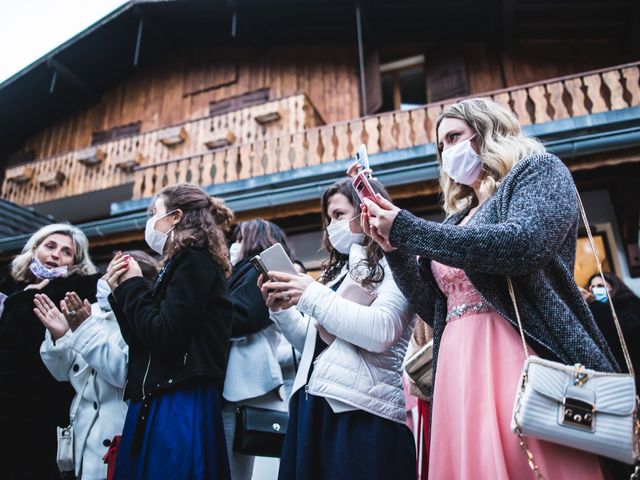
[441,135,483,186]
[145,210,176,255]
[96,278,112,311]
[327,216,364,255]
[229,242,243,266]
[29,257,68,280]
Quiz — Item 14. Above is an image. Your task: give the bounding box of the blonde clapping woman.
[0,223,99,479]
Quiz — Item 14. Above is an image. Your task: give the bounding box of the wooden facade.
[4,57,639,206]
[10,40,633,162]
[20,46,360,161]
[0,0,638,284]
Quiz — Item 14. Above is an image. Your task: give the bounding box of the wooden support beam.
[355,3,367,117]
[133,16,144,67]
[47,58,98,100]
[223,0,259,43]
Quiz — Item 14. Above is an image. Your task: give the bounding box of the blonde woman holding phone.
[361,98,615,479]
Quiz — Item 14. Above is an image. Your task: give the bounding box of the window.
[91,122,141,145]
[574,228,614,288]
[380,55,426,112]
[209,89,270,116]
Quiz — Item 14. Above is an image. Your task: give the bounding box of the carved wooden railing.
[3,61,639,205]
[130,61,640,200]
[2,94,323,205]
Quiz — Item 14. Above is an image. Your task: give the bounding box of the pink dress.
[428,260,606,480]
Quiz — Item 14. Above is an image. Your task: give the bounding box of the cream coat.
[40,303,128,480]
[271,243,414,423]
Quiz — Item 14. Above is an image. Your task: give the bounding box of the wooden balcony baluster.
[4,64,640,205]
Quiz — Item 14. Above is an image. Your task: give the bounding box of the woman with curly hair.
[107,183,235,479]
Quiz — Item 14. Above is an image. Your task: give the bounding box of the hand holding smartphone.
[355,144,370,176]
[353,171,379,206]
[250,243,298,277]
[352,144,380,205]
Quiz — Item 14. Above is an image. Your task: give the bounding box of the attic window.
[91,122,141,145]
[209,89,270,116]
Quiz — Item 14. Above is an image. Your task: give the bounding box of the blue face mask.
[592,286,608,303]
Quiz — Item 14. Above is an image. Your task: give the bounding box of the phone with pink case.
[352,171,379,205]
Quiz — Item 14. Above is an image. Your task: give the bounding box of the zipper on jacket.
[304,384,309,400]
[141,354,152,399]
[183,353,188,365]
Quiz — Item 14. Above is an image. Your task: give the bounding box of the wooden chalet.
[0,0,638,289]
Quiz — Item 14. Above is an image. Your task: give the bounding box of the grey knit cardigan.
[386,153,618,387]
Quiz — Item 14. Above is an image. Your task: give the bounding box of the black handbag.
[233,346,298,458]
[233,405,288,458]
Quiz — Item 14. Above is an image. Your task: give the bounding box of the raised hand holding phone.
[361,194,400,253]
[346,144,373,179]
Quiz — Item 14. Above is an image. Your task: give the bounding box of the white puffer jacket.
[40,303,128,480]
[271,243,414,423]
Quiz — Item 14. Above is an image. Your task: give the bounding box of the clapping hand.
[24,279,50,291]
[33,293,69,341]
[106,252,142,290]
[60,292,92,331]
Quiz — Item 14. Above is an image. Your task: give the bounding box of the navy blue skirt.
[114,382,230,480]
[278,389,416,480]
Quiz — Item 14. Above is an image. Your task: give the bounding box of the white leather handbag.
[509,191,639,477]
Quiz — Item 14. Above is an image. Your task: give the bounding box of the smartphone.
[250,243,299,276]
[355,144,370,175]
[353,171,379,205]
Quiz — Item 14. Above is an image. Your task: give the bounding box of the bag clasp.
[561,396,595,431]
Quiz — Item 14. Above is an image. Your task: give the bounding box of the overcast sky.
[0,0,129,84]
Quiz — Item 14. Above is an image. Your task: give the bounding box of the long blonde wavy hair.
[435,98,546,215]
[11,223,97,283]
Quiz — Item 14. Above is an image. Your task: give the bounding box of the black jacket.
[0,272,99,479]
[589,296,640,383]
[112,246,233,402]
[228,257,272,338]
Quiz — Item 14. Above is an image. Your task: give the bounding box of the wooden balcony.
[2,94,323,205]
[3,62,639,206]
[130,61,640,200]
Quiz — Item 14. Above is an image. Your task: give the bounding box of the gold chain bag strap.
[508,188,640,480]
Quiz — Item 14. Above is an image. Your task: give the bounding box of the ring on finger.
[282,293,290,301]
[68,309,77,317]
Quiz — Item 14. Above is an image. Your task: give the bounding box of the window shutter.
[364,50,382,114]
[92,122,141,145]
[426,50,469,103]
[209,89,270,116]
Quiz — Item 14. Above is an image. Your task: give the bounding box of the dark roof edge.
[0,0,141,90]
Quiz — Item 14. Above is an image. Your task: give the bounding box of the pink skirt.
[428,310,606,479]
